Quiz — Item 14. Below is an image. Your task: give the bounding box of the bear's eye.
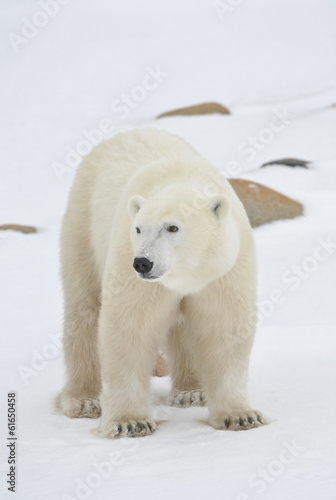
[167,225,178,233]
[136,227,141,234]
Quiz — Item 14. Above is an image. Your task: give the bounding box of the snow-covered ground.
[1,1,336,499]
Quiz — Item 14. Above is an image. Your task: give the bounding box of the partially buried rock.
[157,102,230,119]
[261,158,310,168]
[229,179,303,228]
[153,351,169,377]
[0,224,37,234]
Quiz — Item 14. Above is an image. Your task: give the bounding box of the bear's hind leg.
[167,323,206,408]
[55,215,102,419]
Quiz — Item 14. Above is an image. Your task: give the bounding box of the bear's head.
[128,184,240,295]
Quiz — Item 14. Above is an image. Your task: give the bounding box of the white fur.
[55,128,268,437]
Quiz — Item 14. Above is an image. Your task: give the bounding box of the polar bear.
[55,128,268,438]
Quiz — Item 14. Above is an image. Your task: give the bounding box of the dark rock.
[261,158,310,168]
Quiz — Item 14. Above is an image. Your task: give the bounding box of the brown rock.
[153,351,169,377]
[0,224,37,234]
[229,179,303,228]
[157,102,230,119]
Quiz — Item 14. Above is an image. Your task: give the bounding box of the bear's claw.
[55,394,101,419]
[211,410,269,431]
[92,419,157,439]
[168,390,207,408]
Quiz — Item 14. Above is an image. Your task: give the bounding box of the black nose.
[133,257,153,274]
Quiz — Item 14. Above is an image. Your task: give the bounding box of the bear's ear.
[128,195,146,219]
[209,195,230,219]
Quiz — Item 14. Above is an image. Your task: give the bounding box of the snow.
[1,0,336,499]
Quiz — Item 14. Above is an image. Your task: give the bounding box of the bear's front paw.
[169,389,207,408]
[55,393,101,419]
[92,418,157,439]
[210,410,269,431]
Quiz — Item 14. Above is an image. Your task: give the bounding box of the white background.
[1,1,336,499]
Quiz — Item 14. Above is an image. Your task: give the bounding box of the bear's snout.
[133,257,154,274]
